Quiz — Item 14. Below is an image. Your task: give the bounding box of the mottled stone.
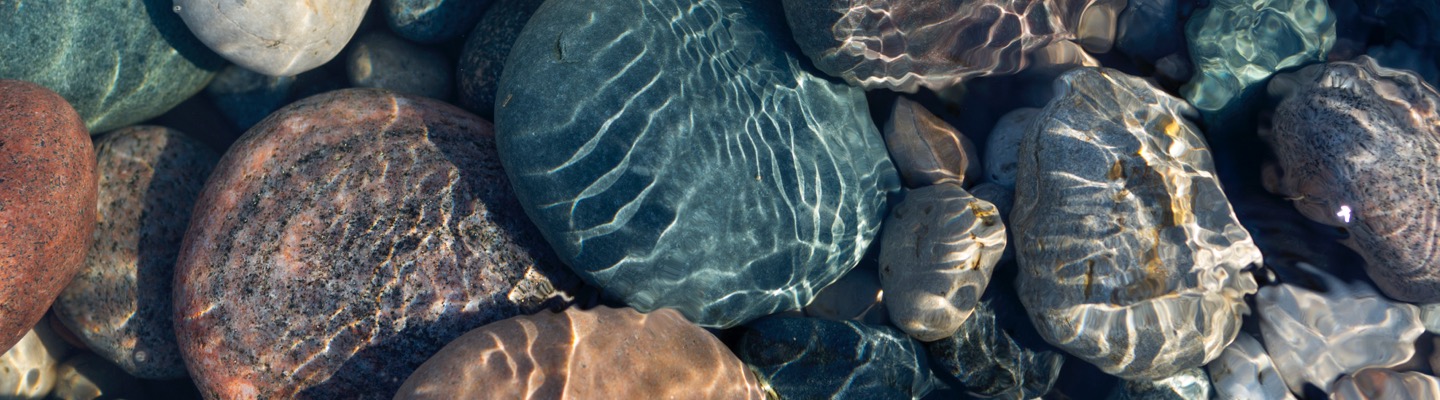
[803,264,888,325]
[984,108,1039,187]
[1013,68,1261,379]
[1332,369,1440,400]
[173,89,578,399]
[49,354,149,400]
[395,307,766,399]
[924,297,1064,399]
[880,183,1005,341]
[496,0,898,328]
[176,0,371,76]
[457,0,545,119]
[0,323,72,398]
[382,0,491,43]
[205,65,298,132]
[0,0,226,133]
[1182,0,1335,112]
[53,127,218,380]
[0,80,98,352]
[1207,334,1296,400]
[346,31,453,100]
[737,317,934,399]
[883,97,980,188]
[1109,368,1212,400]
[1264,57,1440,303]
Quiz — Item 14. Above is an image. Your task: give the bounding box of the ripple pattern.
[736,317,934,399]
[1182,0,1334,112]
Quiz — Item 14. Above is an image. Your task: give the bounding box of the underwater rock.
[0,323,72,398]
[1207,334,1296,400]
[1182,0,1335,113]
[1012,67,1261,380]
[1109,367,1212,400]
[1367,42,1440,87]
[1421,304,1440,335]
[1264,57,1440,303]
[205,66,298,132]
[737,317,934,400]
[924,297,1065,399]
[496,0,898,328]
[880,183,1006,342]
[176,0,371,76]
[49,353,150,400]
[1331,369,1440,400]
[457,0,545,118]
[984,107,1039,187]
[803,263,889,325]
[346,31,453,100]
[382,0,492,43]
[1115,0,1186,63]
[173,89,577,399]
[883,97,980,188]
[969,182,1018,264]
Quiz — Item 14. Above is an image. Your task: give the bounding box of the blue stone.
[1182,0,1335,114]
[458,0,546,118]
[383,0,492,43]
[924,293,1064,399]
[736,317,935,400]
[204,66,297,132]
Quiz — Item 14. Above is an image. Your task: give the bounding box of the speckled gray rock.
[457,0,545,118]
[1207,334,1296,400]
[880,183,1005,342]
[53,127,218,381]
[173,89,578,399]
[382,0,492,43]
[985,108,1039,187]
[1264,57,1440,303]
[176,0,372,76]
[0,323,71,398]
[346,31,453,100]
[1013,67,1261,380]
[49,353,150,400]
[1332,369,1440,400]
[883,97,980,188]
[1109,368,1212,400]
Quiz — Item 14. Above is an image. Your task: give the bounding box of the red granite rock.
[0,80,97,352]
[172,88,578,399]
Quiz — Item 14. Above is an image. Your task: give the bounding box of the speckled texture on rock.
[383,0,492,43]
[173,88,578,399]
[0,323,72,398]
[1108,367,1212,400]
[1012,68,1261,380]
[1264,57,1440,303]
[0,80,97,352]
[394,307,767,399]
[1332,369,1440,400]
[175,0,372,77]
[736,317,935,400]
[883,97,980,188]
[1207,334,1296,400]
[53,126,218,380]
[346,31,453,100]
[457,0,545,119]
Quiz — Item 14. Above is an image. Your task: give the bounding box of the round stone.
[382,0,492,43]
[395,307,766,399]
[0,80,97,352]
[736,317,935,399]
[346,31,453,100]
[0,323,72,398]
[984,108,1039,188]
[923,295,1065,400]
[495,0,899,328]
[883,97,981,188]
[175,0,371,77]
[803,264,888,326]
[53,126,219,380]
[173,88,578,399]
[457,0,546,118]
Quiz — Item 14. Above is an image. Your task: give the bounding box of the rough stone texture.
[0,323,72,398]
[1012,68,1261,380]
[394,307,766,399]
[0,0,226,133]
[1207,333,1296,400]
[346,31,453,100]
[1264,57,1440,303]
[457,0,545,119]
[205,65,298,132]
[49,353,150,400]
[736,317,934,400]
[175,0,372,77]
[1182,0,1335,112]
[53,127,219,380]
[496,0,899,328]
[924,296,1065,400]
[173,88,578,399]
[382,0,492,43]
[985,107,1039,187]
[883,97,980,188]
[0,80,98,352]
[1108,367,1212,400]
[1332,369,1440,400]
[880,183,1006,342]
[803,263,889,325]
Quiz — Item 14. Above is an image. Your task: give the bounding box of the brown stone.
[173,89,578,399]
[394,306,768,400]
[0,80,97,352]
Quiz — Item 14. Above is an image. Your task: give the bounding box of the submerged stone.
[1332,369,1440,400]
[803,263,889,325]
[382,0,492,43]
[345,31,453,100]
[883,97,980,187]
[176,0,371,77]
[736,317,934,400]
[985,107,1039,188]
[1207,334,1296,400]
[495,0,898,328]
[457,0,546,118]
[1109,367,1212,400]
[924,296,1065,399]
[1182,0,1335,113]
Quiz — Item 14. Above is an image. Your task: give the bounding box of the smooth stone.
[736,317,935,400]
[1257,264,1423,394]
[1206,334,1296,400]
[883,97,980,188]
[1182,0,1335,113]
[382,0,491,43]
[0,323,72,398]
[0,0,226,133]
[803,264,889,325]
[1013,68,1261,380]
[346,31,453,100]
[984,108,1039,187]
[49,354,149,400]
[395,307,766,399]
[176,0,372,76]
[924,297,1065,399]
[53,127,219,380]
[1115,0,1186,63]
[880,183,1006,342]
[456,0,545,119]
[496,0,898,328]
[0,80,97,352]
[1332,369,1440,400]
[173,89,578,399]
[1422,304,1440,335]
[969,182,1017,265]
[1264,57,1440,303]
[1109,368,1211,400]
[205,65,298,132]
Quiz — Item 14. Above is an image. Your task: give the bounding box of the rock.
[456,0,545,118]
[1109,367,1211,400]
[969,182,1018,265]
[1367,42,1440,87]
[1433,337,1440,376]
[883,97,980,188]
[495,0,898,328]
[1012,67,1261,380]
[1206,334,1296,400]
[49,354,150,400]
[1264,57,1440,303]
[1182,0,1335,113]
[1332,369,1440,400]
[395,307,766,399]
[803,264,889,325]
[0,323,72,398]
[53,127,219,380]
[924,297,1065,399]
[0,0,226,133]
[175,0,372,77]
[382,0,491,43]
[984,108,1039,187]
[1115,0,1186,63]
[205,66,298,132]
[736,317,935,399]
[1257,265,1424,394]
[173,89,578,399]
[880,183,1006,342]
[346,31,453,100]
[0,80,97,352]
[1423,304,1440,335]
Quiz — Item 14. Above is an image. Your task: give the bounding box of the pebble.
[0,323,72,398]
[1331,369,1440,400]
[969,182,1018,264]
[175,0,372,77]
[394,307,766,399]
[803,263,889,325]
[382,0,492,43]
[1207,333,1296,400]
[457,0,545,118]
[984,108,1039,187]
[346,31,453,100]
[172,89,578,399]
[1108,367,1212,400]
[1422,304,1440,334]
[924,295,1065,399]
[1182,0,1336,113]
[883,97,980,188]
[49,354,150,400]
[205,66,298,132]
[736,317,935,400]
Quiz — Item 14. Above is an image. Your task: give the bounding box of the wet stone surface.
[1207,333,1296,400]
[736,316,935,400]
[883,97,981,188]
[924,294,1065,400]
[1108,367,1212,400]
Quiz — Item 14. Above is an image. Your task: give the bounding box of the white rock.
[1331,369,1440,400]
[0,321,72,398]
[1207,334,1295,400]
[983,108,1038,187]
[176,0,372,77]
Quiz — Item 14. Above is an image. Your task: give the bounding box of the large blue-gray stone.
[382,0,492,43]
[736,317,935,400]
[495,0,899,328]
